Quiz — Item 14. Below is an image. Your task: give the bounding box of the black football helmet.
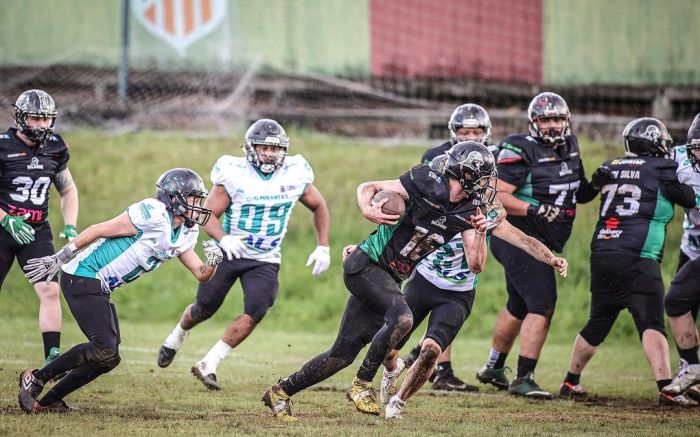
[244,119,289,173]
[12,89,57,143]
[155,168,211,228]
[685,113,700,172]
[528,92,571,145]
[443,141,497,205]
[448,104,492,144]
[622,117,673,158]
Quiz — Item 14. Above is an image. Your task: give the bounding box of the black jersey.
[591,156,690,262]
[358,164,477,281]
[496,133,583,252]
[0,128,70,224]
[422,140,498,165]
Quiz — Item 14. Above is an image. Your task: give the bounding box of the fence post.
[118,0,131,103]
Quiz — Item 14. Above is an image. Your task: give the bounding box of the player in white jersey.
[157,119,331,390]
[663,113,700,401]
[17,168,223,413]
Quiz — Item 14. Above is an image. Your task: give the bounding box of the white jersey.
[212,154,314,264]
[62,198,199,292]
[674,146,700,260]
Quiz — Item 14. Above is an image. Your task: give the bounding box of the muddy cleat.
[662,360,700,395]
[191,361,221,390]
[384,395,405,419]
[18,369,44,413]
[346,377,380,415]
[157,345,177,368]
[432,368,479,392]
[262,384,298,422]
[559,381,587,398]
[685,385,700,402]
[476,365,511,391]
[33,399,76,414]
[380,358,406,405]
[658,391,698,407]
[508,372,553,400]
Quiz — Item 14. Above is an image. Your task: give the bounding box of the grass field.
[1,317,699,436]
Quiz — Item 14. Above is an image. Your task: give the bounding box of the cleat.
[346,377,380,415]
[403,346,420,368]
[384,395,405,419]
[658,391,698,407]
[262,384,298,422]
[476,365,511,391]
[508,372,553,400]
[191,361,221,390]
[662,360,700,395]
[18,369,44,413]
[380,358,406,405]
[432,368,479,392]
[33,399,76,414]
[559,381,587,398]
[685,385,700,402]
[157,345,177,368]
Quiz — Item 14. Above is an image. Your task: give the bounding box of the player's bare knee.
[35,282,60,302]
[420,339,442,363]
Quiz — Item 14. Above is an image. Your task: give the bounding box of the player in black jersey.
[476,92,604,399]
[559,117,696,406]
[0,90,79,366]
[403,103,494,391]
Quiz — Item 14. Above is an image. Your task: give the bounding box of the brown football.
[371,190,406,216]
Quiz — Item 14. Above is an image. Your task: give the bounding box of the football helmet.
[528,92,571,145]
[443,141,498,205]
[448,104,492,144]
[155,168,211,228]
[244,119,289,173]
[622,117,672,158]
[12,89,57,143]
[685,113,700,172]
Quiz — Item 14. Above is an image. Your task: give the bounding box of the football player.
[0,90,79,366]
[261,142,567,421]
[662,113,700,401]
[402,103,494,392]
[17,168,223,413]
[156,119,330,390]
[559,118,696,406]
[475,92,604,399]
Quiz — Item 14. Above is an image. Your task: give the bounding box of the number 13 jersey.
[211,154,314,264]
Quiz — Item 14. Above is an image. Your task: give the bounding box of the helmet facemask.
[245,141,287,174]
[528,92,571,145]
[444,143,498,207]
[686,142,700,172]
[448,104,492,145]
[531,116,570,145]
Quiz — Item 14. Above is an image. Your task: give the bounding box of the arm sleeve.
[575,161,600,204]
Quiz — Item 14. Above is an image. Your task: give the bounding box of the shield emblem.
[133,0,227,53]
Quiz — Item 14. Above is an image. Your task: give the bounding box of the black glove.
[528,203,561,223]
[591,166,612,190]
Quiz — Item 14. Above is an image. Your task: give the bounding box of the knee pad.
[190,302,216,323]
[665,291,692,318]
[245,301,273,324]
[85,344,121,372]
[579,323,607,347]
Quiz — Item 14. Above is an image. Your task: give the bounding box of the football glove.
[219,235,246,260]
[1,213,35,245]
[24,243,76,284]
[59,224,78,241]
[202,240,223,267]
[528,203,561,223]
[591,166,612,190]
[306,245,330,276]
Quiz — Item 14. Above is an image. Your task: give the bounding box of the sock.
[42,332,61,359]
[516,355,538,378]
[657,379,672,391]
[564,371,580,386]
[436,361,452,373]
[200,339,231,373]
[678,346,700,365]
[163,323,189,350]
[488,348,508,369]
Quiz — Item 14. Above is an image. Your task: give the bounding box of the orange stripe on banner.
[184,0,194,33]
[201,0,212,23]
[164,0,175,35]
[144,3,156,24]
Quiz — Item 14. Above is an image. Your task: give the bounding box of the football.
[371,190,406,216]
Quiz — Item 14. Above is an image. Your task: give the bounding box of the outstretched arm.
[462,229,487,274]
[491,219,568,277]
[178,247,219,283]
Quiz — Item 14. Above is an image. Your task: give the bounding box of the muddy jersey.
[673,146,700,260]
[591,156,680,261]
[212,154,313,264]
[0,128,69,224]
[358,164,478,282]
[496,134,582,252]
[62,198,199,292]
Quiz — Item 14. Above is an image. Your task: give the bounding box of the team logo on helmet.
[641,125,661,142]
[465,151,485,171]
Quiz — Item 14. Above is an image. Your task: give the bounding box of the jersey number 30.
[10,177,51,205]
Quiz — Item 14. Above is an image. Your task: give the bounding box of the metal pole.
[118,0,130,102]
